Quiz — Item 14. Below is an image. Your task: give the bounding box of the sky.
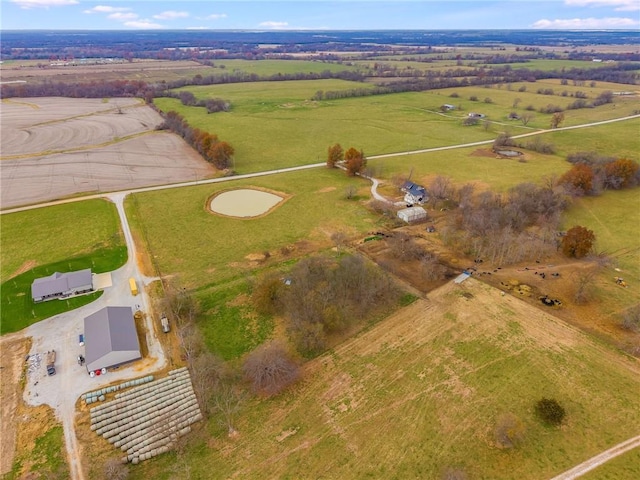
[1,0,639,30]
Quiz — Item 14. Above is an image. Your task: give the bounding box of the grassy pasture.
[125,168,380,289]
[0,199,126,334]
[371,145,567,192]
[155,83,500,172]
[210,59,360,76]
[580,448,640,480]
[129,280,640,480]
[544,119,640,161]
[562,188,640,314]
[156,79,638,174]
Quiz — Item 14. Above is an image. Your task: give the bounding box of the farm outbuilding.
[31,269,93,303]
[397,206,428,223]
[84,306,141,373]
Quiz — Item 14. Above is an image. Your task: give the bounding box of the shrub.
[621,305,640,332]
[535,398,566,426]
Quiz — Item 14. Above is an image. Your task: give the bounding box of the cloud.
[153,10,189,20]
[532,16,639,28]
[123,20,163,29]
[259,21,289,29]
[108,12,138,21]
[565,0,640,11]
[12,0,77,9]
[206,13,228,20]
[84,5,131,14]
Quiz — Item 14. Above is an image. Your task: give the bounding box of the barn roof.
[84,306,141,372]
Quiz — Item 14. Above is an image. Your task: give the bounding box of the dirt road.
[549,435,640,479]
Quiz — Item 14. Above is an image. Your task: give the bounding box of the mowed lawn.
[125,168,381,288]
[1,199,123,283]
[129,280,640,480]
[0,199,126,333]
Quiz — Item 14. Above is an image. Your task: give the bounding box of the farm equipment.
[46,350,56,376]
[615,277,628,288]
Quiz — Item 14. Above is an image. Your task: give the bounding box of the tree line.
[158,111,234,170]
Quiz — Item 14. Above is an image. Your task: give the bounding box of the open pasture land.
[156,82,501,172]
[0,97,215,209]
[368,119,639,190]
[0,59,210,84]
[543,118,640,161]
[125,168,380,288]
[435,81,640,129]
[131,280,640,480]
[0,199,126,333]
[208,59,360,76]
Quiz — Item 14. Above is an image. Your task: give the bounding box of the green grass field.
[127,280,640,480]
[207,59,360,76]
[0,199,126,334]
[580,448,640,480]
[125,168,381,289]
[154,79,638,174]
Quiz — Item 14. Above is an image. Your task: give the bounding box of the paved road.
[549,434,640,480]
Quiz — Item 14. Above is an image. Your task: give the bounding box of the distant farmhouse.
[84,306,141,373]
[401,181,428,207]
[31,269,93,303]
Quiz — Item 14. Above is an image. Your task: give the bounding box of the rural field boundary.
[549,434,640,479]
[2,113,638,216]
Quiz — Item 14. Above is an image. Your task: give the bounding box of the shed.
[84,306,141,373]
[397,206,428,223]
[31,269,93,303]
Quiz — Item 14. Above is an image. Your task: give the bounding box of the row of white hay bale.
[90,375,191,427]
[83,375,154,405]
[93,382,193,433]
[100,387,196,439]
[89,368,202,464]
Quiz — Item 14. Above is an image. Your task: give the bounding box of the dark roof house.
[84,306,141,373]
[31,269,93,303]
[401,181,428,206]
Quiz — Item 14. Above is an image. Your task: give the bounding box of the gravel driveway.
[22,193,166,480]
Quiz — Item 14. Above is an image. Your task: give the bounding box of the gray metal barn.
[84,306,141,373]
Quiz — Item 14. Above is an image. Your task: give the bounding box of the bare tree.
[429,175,453,206]
[621,305,640,332]
[243,341,300,396]
[103,458,129,480]
[520,112,534,126]
[331,231,350,253]
[214,383,246,436]
[190,351,226,416]
[573,270,596,305]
